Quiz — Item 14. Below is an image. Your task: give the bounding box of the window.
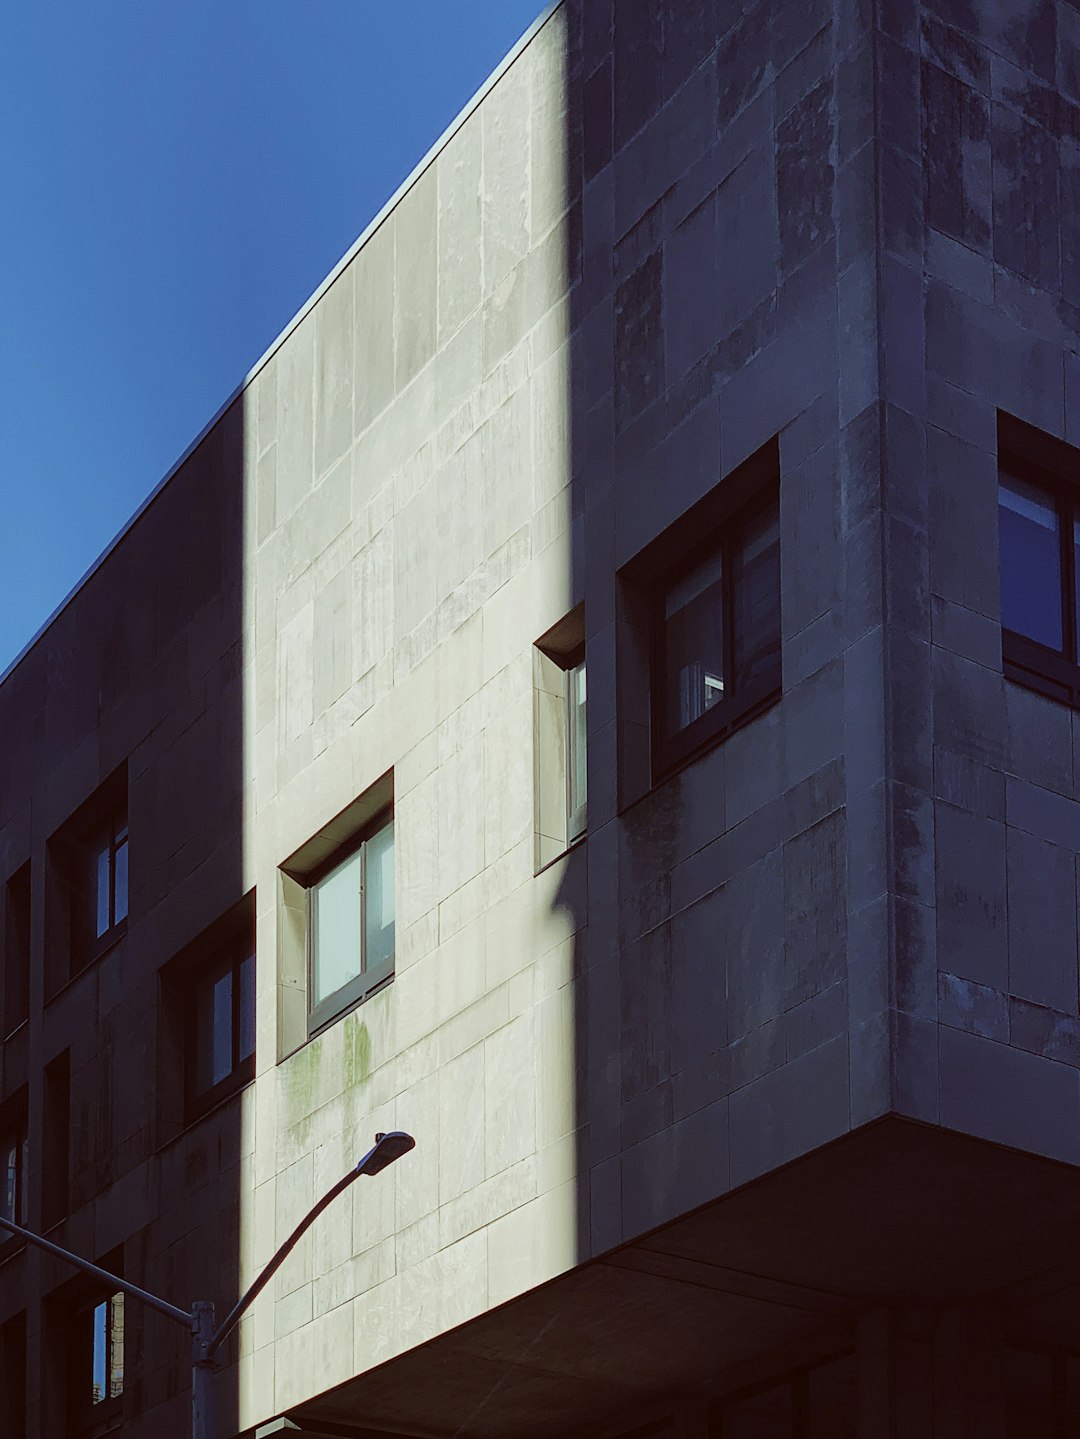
[534,608,588,869]
[79,812,128,959]
[49,769,130,984]
[187,938,255,1118]
[69,1289,123,1434]
[89,1294,124,1406]
[279,773,395,1049]
[3,863,30,1036]
[654,490,780,775]
[998,417,1080,706]
[42,1050,70,1229]
[0,1115,28,1229]
[566,657,588,842]
[308,814,395,1033]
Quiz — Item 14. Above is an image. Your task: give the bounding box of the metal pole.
[0,1213,192,1327]
[191,1299,217,1439]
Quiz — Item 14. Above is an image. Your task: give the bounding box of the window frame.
[184,936,256,1123]
[652,486,782,778]
[999,434,1080,707]
[0,1094,29,1252]
[305,808,395,1038]
[564,646,588,846]
[68,1288,124,1437]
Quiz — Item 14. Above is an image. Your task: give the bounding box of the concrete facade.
[4,0,1080,1434]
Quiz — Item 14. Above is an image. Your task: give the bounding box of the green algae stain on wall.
[344,1017,372,1092]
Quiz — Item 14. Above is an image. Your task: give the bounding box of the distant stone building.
[3,0,1080,1433]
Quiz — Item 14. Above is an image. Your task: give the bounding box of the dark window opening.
[998,414,1080,708]
[187,938,255,1120]
[3,862,30,1035]
[68,1282,124,1436]
[43,1049,70,1229]
[655,490,781,775]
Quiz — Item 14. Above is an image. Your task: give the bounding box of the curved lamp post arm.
[204,1130,415,1360]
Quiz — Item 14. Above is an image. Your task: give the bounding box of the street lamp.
[0,1130,415,1439]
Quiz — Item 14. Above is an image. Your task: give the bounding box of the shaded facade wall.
[874,0,1080,1157]
[570,0,887,1254]
[0,399,251,1434]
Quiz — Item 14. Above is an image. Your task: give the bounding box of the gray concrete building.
[3,0,1080,1433]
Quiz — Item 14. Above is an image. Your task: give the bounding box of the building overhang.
[253,1117,1080,1438]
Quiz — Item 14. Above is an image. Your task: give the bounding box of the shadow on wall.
[0,389,249,1436]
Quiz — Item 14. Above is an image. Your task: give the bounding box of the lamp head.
[357,1131,415,1176]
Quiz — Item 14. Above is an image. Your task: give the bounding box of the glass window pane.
[732,500,781,690]
[108,1293,124,1400]
[94,843,111,938]
[91,1301,107,1405]
[313,850,363,1003]
[364,822,395,973]
[113,835,128,924]
[0,1136,15,1224]
[567,662,587,837]
[211,971,232,1085]
[1000,474,1063,650]
[723,1381,793,1438]
[238,950,255,1064]
[664,548,724,735]
[194,959,231,1095]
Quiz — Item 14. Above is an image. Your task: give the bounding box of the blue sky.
[0,0,542,674]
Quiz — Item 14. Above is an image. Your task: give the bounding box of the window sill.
[49,925,127,1006]
[651,668,781,786]
[154,1074,255,1156]
[305,966,395,1045]
[534,830,587,877]
[1002,631,1080,708]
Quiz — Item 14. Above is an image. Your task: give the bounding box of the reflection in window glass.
[567,661,587,841]
[665,549,725,735]
[0,1126,27,1226]
[723,1381,793,1439]
[733,500,781,690]
[91,1293,123,1405]
[94,845,111,939]
[192,944,256,1102]
[312,850,363,1005]
[364,821,395,972]
[999,475,1063,650]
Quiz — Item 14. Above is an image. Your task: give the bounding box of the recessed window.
[999,416,1080,707]
[69,1288,124,1433]
[278,773,395,1053]
[654,493,781,774]
[0,1097,28,1232]
[3,863,31,1036]
[50,769,130,983]
[534,608,587,870]
[188,940,255,1118]
[308,814,395,1033]
[83,814,128,950]
[566,658,588,843]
